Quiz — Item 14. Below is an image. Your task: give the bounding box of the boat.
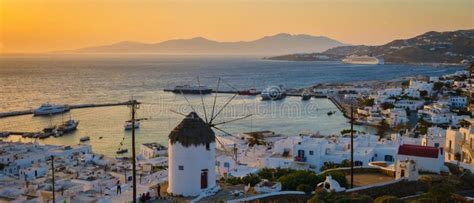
[301,91,311,101]
[261,85,287,101]
[238,88,259,96]
[342,55,384,65]
[33,103,70,116]
[0,132,10,138]
[80,136,90,142]
[124,121,140,131]
[172,85,212,94]
[327,111,336,116]
[57,119,79,134]
[116,149,128,154]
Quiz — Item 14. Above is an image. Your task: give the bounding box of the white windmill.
[167,77,251,197]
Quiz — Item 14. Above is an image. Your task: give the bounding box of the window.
[178,165,184,170]
[384,155,394,162]
[309,150,314,155]
[206,143,210,151]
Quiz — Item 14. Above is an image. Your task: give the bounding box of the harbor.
[0,101,134,119]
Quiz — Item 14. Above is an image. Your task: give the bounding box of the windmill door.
[201,169,208,189]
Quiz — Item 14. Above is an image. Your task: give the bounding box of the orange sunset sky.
[0,0,473,53]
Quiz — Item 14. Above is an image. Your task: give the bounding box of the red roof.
[398,144,439,158]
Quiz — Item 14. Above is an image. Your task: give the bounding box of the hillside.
[62,33,346,55]
[268,30,474,64]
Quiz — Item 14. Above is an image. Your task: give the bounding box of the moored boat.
[238,88,259,96]
[57,119,79,134]
[33,103,70,116]
[301,91,311,101]
[172,85,212,94]
[80,136,90,142]
[124,121,140,131]
[261,85,287,101]
[116,149,128,154]
[0,132,10,138]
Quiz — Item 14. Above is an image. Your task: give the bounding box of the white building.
[421,127,446,148]
[445,126,473,164]
[167,112,217,197]
[403,88,421,98]
[395,100,424,111]
[396,144,445,173]
[448,96,467,109]
[409,80,433,96]
[140,143,167,159]
[384,108,409,127]
[418,102,452,124]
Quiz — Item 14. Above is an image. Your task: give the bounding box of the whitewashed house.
[409,80,433,96]
[448,96,467,109]
[445,126,473,164]
[396,144,445,173]
[395,100,424,111]
[140,142,167,159]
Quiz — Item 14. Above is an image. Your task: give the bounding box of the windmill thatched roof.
[168,112,215,147]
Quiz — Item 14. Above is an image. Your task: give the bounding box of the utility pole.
[129,99,139,203]
[350,106,354,189]
[51,155,55,203]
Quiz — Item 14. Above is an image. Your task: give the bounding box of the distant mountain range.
[63,33,346,55]
[268,29,474,64]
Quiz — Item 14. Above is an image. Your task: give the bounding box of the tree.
[377,119,390,139]
[459,119,471,128]
[433,82,444,91]
[241,173,261,187]
[381,102,395,110]
[419,90,428,97]
[278,170,321,190]
[363,98,375,106]
[296,184,313,195]
[374,195,402,203]
[427,184,454,202]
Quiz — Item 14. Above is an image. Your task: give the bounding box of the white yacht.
[342,55,384,65]
[33,103,70,116]
[261,85,287,101]
[124,121,140,131]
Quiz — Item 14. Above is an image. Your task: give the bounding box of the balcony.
[294,156,306,162]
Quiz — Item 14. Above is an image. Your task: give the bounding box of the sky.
[0,0,473,53]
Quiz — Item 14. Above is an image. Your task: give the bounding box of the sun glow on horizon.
[1,0,473,53]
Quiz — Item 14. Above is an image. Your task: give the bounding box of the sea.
[0,54,463,156]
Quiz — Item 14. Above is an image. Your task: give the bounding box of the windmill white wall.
[168,142,216,196]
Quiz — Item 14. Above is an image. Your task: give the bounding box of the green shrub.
[296,184,313,195]
[257,168,295,181]
[241,173,261,187]
[278,170,322,190]
[374,195,402,203]
[321,171,348,188]
[224,176,242,185]
[427,184,453,202]
[413,197,435,203]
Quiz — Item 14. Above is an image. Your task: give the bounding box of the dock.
[0,101,132,119]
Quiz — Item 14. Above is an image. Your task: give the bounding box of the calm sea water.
[0,54,463,156]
